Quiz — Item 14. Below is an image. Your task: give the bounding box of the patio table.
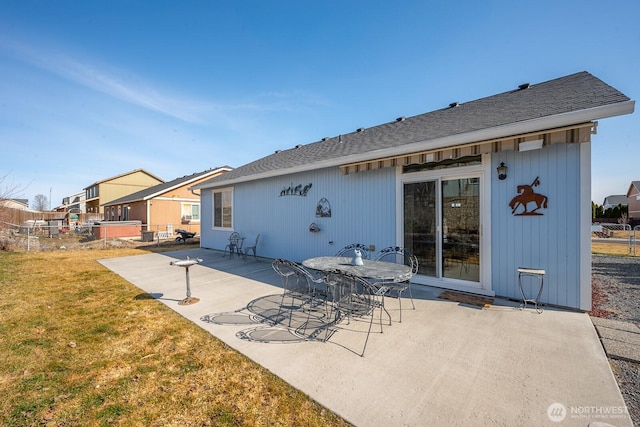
[303,256,413,354]
[225,236,245,258]
[302,256,412,282]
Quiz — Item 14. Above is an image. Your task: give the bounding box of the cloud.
[0,37,214,123]
[1,37,328,126]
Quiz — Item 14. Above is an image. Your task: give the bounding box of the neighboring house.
[84,169,164,216]
[103,167,232,237]
[626,181,640,226]
[0,198,29,210]
[602,195,627,210]
[193,71,634,311]
[56,192,87,213]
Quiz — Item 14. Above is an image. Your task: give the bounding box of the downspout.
[146,200,151,232]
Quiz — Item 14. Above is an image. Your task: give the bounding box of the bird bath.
[170,257,203,305]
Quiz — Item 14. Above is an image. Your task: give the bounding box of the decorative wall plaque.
[279,183,312,197]
[316,198,331,217]
[509,177,548,216]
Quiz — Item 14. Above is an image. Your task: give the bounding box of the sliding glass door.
[404,181,438,277]
[403,176,481,285]
[441,178,480,282]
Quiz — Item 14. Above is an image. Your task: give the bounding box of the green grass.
[0,248,350,427]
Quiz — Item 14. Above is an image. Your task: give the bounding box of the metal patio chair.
[323,270,383,357]
[372,246,418,322]
[243,233,260,259]
[271,259,328,338]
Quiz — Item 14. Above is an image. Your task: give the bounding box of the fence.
[592,223,638,255]
[1,221,199,252]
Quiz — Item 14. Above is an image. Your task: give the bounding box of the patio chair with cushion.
[243,233,260,260]
[335,243,371,260]
[372,246,418,322]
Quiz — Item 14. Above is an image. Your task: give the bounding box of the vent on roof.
[356,127,365,132]
[275,149,281,153]
[449,102,459,108]
[322,137,329,141]
[396,116,405,122]
[339,135,343,143]
[518,83,530,90]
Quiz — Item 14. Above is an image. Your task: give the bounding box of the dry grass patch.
[592,242,637,257]
[0,248,350,426]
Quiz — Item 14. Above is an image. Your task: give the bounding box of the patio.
[99,248,632,426]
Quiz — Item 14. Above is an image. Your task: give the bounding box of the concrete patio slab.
[99,248,633,426]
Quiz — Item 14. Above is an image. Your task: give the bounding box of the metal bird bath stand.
[170,257,203,305]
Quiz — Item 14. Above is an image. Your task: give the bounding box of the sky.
[0,0,638,209]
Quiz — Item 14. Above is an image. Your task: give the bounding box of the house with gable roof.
[192,72,634,310]
[102,167,231,238]
[626,181,640,227]
[602,195,628,210]
[84,169,165,216]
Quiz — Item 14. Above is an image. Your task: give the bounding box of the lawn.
[592,241,638,256]
[0,246,350,427]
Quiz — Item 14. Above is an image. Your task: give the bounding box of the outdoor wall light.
[497,162,508,180]
[309,223,321,233]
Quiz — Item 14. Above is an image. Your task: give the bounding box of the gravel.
[591,255,640,426]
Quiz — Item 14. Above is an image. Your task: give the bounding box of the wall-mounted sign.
[316,198,331,217]
[280,183,312,197]
[509,177,548,216]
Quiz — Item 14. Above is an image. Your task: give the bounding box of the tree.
[33,194,49,212]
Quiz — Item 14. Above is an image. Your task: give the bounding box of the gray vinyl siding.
[491,143,584,308]
[200,166,397,262]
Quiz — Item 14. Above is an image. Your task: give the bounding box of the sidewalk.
[99,248,634,426]
[591,316,640,363]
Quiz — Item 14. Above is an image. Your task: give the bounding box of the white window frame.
[180,202,201,222]
[212,187,233,230]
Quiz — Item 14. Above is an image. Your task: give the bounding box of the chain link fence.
[592,223,638,255]
[1,221,199,252]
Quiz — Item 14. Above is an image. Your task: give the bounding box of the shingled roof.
[194,71,633,189]
[104,167,232,206]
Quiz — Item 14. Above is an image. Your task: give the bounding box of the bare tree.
[32,194,49,212]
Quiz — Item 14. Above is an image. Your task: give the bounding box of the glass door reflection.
[441,178,480,282]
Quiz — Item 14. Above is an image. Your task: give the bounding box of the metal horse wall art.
[509,177,548,216]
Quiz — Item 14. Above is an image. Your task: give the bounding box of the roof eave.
[139,167,232,200]
[195,100,635,190]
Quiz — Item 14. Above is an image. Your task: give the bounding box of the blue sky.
[0,0,638,208]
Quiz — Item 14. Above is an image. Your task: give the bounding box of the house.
[626,181,640,227]
[59,192,87,214]
[0,198,29,210]
[103,167,231,238]
[602,195,627,210]
[84,169,164,216]
[193,71,634,311]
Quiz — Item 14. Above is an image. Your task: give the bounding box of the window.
[213,188,233,228]
[181,203,200,222]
